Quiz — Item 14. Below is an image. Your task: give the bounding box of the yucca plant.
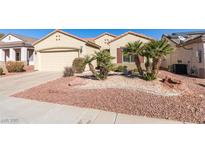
[123,41,144,75]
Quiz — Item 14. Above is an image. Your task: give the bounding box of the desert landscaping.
[13,70,205,123]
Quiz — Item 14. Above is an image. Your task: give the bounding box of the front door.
[15,51,21,61]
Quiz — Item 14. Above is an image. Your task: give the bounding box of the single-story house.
[0,33,37,66]
[33,29,101,71]
[34,30,155,71]
[108,31,154,69]
[162,31,205,78]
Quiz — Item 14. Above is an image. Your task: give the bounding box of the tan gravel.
[13,71,205,123]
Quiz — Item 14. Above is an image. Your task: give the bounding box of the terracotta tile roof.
[108,31,155,44]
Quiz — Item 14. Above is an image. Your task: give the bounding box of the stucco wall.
[34,31,100,71]
[109,34,151,64]
[34,32,86,51]
[161,41,205,77]
[94,35,115,50]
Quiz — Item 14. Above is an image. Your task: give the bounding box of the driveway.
[0,71,62,96]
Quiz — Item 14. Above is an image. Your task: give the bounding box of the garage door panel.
[39,51,78,71]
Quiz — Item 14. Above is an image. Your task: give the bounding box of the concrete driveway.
[0,71,62,96]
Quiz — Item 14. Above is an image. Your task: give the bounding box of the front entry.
[15,51,21,61]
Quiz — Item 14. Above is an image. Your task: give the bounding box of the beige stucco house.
[0,34,37,66]
[33,30,100,71]
[162,32,205,78]
[33,30,154,71]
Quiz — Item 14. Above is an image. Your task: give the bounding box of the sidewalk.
[0,95,183,124]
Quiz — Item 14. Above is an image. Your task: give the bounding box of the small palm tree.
[145,39,174,77]
[84,55,100,80]
[95,50,114,80]
[123,41,144,75]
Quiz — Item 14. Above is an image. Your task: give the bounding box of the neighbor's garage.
[38,50,79,71]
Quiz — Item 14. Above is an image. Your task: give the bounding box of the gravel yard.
[13,71,205,123]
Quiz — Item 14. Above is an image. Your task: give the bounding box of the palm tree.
[83,55,100,80]
[145,39,174,77]
[94,50,114,80]
[141,45,155,73]
[123,41,144,75]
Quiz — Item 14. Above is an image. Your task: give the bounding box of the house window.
[123,54,135,63]
[122,48,135,63]
[198,50,202,63]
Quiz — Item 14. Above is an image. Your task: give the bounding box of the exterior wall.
[34,31,86,51]
[110,34,150,68]
[94,35,115,50]
[34,31,87,71]
[0,49,4,61]
[161,41,205,77]
[21,47,27,62]
[1,35,22,42]
[9,48,15,61]
[109,34,150,64]
[34,31,100,71]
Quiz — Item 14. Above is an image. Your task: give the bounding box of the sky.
[0,29,204,40]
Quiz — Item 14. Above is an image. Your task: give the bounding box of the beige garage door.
[39,51,79,71]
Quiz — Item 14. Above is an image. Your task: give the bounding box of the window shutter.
[117,48,122,63]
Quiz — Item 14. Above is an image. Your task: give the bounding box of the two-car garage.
[33,30,100,71]
[38,50,79,71]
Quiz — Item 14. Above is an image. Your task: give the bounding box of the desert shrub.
[6,61,24,72]
[63,67,74,77]
[131,68,139,76]
[143,72,156,81]
[114,65,127,72]
[72,57,85,73]
[0,67,3,75]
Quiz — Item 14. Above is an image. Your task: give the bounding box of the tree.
[95,50,114,80]
[145,39,174,77]
[84,55,100,80]
[123,41,144,75]
[83,50,114,80]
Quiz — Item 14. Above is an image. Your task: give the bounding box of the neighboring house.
[0,34,37,66]
[108,31,154,68]
[162,31,205,78]
[33,29,100,71]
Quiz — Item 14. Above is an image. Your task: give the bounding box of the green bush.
[0,67,3,75]
[143,73,156,81]
[6,61,24,72]
[63,67,74,77]
[72,57,85,73]
[114,65,127,72]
